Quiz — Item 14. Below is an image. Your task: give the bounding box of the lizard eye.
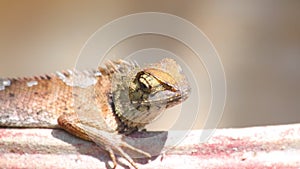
[138,74,152,92]
[129,71,153,102]
[129,68,179,103]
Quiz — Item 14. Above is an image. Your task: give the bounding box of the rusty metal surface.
[0,124,300,169]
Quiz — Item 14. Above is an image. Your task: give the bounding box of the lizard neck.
[109,62,163,131]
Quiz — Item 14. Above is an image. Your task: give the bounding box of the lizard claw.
[107,144,150,169]
[101,131,152,169]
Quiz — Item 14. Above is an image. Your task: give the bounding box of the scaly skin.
[0,58,190,168]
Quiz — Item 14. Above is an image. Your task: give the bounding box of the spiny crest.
[104,59,140,75]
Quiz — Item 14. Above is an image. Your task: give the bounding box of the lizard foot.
[58,114,151,169]
[106,140,151,169]
[82,126,151,169]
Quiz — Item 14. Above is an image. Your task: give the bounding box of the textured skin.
[0,58,190,168]
[0,69,118,130]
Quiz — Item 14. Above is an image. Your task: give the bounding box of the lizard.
[0,58,191,169]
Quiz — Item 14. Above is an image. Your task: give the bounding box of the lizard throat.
[108,93,139,134]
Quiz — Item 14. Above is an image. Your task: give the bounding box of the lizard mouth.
[165,86,191,108]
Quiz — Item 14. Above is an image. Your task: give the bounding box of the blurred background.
[0,0,299,129]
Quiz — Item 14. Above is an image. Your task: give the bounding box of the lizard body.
[0,58,190,168]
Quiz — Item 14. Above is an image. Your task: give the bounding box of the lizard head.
[129,68,189,109]
[111,58,190,131]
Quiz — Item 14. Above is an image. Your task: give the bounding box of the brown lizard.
[0,58,190,168]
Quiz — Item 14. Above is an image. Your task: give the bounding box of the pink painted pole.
[0,124,299,169]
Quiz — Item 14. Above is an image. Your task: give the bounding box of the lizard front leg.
[57,114,151,169]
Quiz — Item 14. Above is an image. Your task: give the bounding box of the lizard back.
[0,68,117,129]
